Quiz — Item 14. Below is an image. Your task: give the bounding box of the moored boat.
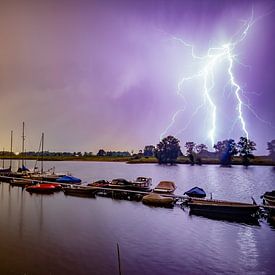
[56,175,81,184]
[184,186,206,198]
[10,178,35,187]
[0,167,11,175]
[263,197,275,206]
[108,178,133,189]
[131,177,152,191]
[187,198,259,217]
[153,181,176,194]
[26,183,59,194]
[262,190,275,205]
[261,190,275,200]
[62,185,96,197]
[87,180,110,187]
[142,193,174,207]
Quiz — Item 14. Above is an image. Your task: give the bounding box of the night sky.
[0,0,274,154]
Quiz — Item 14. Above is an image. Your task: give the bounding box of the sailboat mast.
[22,122,25,167]
[10,130,13,168]
[41,132,44,174]
[2,148,4,168]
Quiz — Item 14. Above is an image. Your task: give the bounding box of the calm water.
[0,161,275,275]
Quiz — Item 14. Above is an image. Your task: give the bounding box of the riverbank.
[1,155,274,166]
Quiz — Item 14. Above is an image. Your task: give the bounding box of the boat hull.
[142,193,174,207]
[63,187,96,197]
[188,201,259,216]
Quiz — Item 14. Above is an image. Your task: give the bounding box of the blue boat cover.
[56,175,81,183]
[184,186,206,198]
[17,165,30,172]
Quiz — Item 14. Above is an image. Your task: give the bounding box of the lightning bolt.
[160,8,274,147]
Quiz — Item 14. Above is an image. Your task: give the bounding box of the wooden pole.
[41,133,44,174]
[2,148,4,168]
[10,130,13,168]
[117,243,122,275]
[22,122,25,167]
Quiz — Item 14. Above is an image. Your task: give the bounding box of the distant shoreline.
[1,155,274,166]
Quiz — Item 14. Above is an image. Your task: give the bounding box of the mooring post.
[117,242,122,275]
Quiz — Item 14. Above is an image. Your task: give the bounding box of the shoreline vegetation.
[1,155,274,166]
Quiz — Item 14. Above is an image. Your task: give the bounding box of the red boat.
[26,183,60,193]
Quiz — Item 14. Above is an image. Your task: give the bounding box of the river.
[0,161,274,275]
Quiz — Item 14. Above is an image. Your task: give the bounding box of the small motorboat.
[131,177,152,191]
[108,178,133,189]
[62,185,96,197]
[26,183,59,194]
[10,178,35,187]
[184,186,206,198]
[87,180,110,187]
[153,181,176,194]
[142,193,174,207]
[56,175,81,184]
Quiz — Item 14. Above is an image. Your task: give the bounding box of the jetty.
[0,175,188,202]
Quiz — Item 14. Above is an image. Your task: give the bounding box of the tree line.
[154,136,275,166]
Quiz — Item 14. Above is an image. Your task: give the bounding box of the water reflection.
[237,226,259,270]
[0,163,275,275]
[189,209,260,226]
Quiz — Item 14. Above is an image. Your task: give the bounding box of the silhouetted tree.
[214,139,237,166]
[143,145,155,157]
[97,149,106,156]
[185,142,196,165]
[267,140,275,162]
[155,136,181,164]
[237,137,256,166]
[195,144,208,154]
[195,144,207,165]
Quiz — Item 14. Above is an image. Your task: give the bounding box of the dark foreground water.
[0,161,275,275]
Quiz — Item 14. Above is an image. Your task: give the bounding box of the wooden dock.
[0,175,188,202]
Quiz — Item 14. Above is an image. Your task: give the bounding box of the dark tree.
[155,136,181,164]
[97,149,106,156]
[143,145,155,157]
[194,144,207,165]
[267,140,275,162]
[237,137,256,166]
[195,144,208,154]
[185,142,196,165]
[214,139,237,166]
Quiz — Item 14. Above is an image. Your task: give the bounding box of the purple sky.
[0,0,274,154]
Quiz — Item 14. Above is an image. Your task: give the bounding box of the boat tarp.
[17,165,30,172]
[56,175,81,183]
[184,186,206,198]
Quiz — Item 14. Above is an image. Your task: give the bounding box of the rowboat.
[62,185,96,197]
[187,198,259,217]
[153,181,176,194]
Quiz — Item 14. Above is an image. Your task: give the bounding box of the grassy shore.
[1,155,274,166]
